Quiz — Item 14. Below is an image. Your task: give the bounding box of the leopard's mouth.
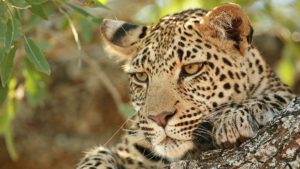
[158,136,175,145]
[153,136,194,160]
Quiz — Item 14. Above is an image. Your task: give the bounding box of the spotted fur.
[76,3,295,169]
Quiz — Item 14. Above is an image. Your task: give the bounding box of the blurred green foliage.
[0,0,299,161]
[0,0,107,160]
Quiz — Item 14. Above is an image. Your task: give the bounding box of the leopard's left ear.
[199,3,253,55]
[100,19,147,59]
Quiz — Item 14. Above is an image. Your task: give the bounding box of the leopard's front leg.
[76,135,167,169]
[76,146,118,169]
[210,93,295,148]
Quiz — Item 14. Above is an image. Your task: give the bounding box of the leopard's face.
[101,4,253,160]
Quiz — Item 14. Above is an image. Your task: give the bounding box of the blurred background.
[0,0,299,168]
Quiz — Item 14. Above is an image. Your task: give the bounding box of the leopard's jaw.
[154,139,194,160]
[148,126,194,160]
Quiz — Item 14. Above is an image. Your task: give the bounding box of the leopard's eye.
[182,63,203,76]
[133,72,148,83]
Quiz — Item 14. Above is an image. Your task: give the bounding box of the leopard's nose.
[148,111,176,128]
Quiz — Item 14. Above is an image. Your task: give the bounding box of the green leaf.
[5,17,14,52]
[15,6,24,21]
[0,19,7,49]
[4,125,18,160]
[0,85,8,106]
[0,79,18,160]
[25,0,47,5]
[0,3,7,18]
[30,5,48,20]
[0,48,3,61]
[67,3,102,25]
[0,47,16,87]
[12,16,21,40]
[68,3,91,17]
[9,0,29,8]
[23,36,51,75]
[40,1,55,17]
[0,106,10,135]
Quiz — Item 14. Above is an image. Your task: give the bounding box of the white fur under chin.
[154,140,194,160]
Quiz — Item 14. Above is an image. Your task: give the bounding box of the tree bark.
[169,96,300,169]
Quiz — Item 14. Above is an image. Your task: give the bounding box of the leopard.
[76,3,296,169]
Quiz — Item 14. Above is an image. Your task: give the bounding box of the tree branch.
[169,96,300,169]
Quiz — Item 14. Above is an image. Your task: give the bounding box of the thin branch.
[40,28,123,109]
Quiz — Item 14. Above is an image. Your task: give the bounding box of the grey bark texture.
[169,96,300,169]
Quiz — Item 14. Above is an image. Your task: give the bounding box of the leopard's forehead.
[128,8,209,74]
[158,8,208,25]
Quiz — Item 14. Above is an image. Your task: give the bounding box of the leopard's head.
[100,3,253,160]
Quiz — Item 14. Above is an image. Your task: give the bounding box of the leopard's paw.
[212,106,260,148]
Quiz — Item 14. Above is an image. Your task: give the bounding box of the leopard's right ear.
[100,19,148,59]
[199,3,253,55]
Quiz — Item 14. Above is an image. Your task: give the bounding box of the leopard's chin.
[153,137,194,160]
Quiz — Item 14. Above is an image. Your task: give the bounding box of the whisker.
[194,127,212,133]
[193,133,212,138]
[145,150,159,161]
[193,130,212,136]
[127,118,139,123]
[193,133,212,141]
[103,111,139,146]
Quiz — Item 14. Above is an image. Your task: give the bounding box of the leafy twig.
[55,2,84,67]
